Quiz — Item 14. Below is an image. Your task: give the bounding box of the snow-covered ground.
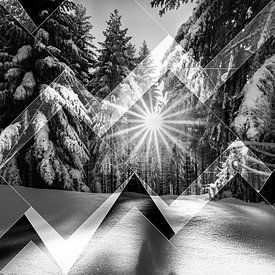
[171,198,275,274]
[1,186,275,274]
[6,186,111,238]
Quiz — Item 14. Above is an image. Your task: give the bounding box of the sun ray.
[130,128,151,158]
[129,126,149,143]
[149,91,154,114]
[125,108,148,120]
[146,130,153,161]
[163,119,206,126]
[138,93,152,115]
[157,128,172,153]
[133,102,149,117]
[159,97,183,117]
[106,124,145,138]
[162,109,191,120]
[160,127,188,154]
[108,87,205,170]
[153,129,162,165]
[162,124,193,139]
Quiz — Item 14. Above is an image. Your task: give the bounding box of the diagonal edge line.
[98,34,217,142]
[0,0,95,112]
[57,78,146,184]
[0,1,37,36]
[169,52,274,176]
[1,172,134,244]
[132,207,184,255]
[0,240,64,274]
[23,173,135,273]
[134,0,170,36]
[0,70,140,204]
[0,1,70,67]
[89,44,272,210]
[6,0,37,30]
[0,175,31,207]
[238,172,275,209]
[160,40,217,102]
[215,33,275,90]
[171,69,241,141]
[1,0,273,237]
[205,0,275,68]
[173,138,272,206]
[258,170,274,193]
[170,173,245,239]
[31,0,67,34]
[0,173,136,274]
[171,139,237,206]
[97,69,167,137]
[1,71,67,169]
[0,175,33,238]
[0,203,30,240]
[134,172,175,229]
[134,0,272,92]
[169,199,212,240]
[109,76,236,207]
[95,36,174,115]
[171,142,273,233]
[241,141,272,175]
[92,36,175,136]
[138,0,275,101]
[106,206,182,256]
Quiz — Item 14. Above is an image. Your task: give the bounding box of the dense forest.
[0,0,274,202]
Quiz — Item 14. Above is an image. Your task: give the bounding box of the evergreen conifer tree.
[93,9,133,99]
[0,1,97,191]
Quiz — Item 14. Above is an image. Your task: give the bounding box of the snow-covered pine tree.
[92,9,133,99]
[154,0,274,198]
[0,0,36,32]
[41,2,97,85]
[136,40,155,85]
[0,1,97,191]
[126,42,137,71]
[137,41,150,63]
[135,40,159,106]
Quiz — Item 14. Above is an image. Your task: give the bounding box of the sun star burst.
[107,92,206,165]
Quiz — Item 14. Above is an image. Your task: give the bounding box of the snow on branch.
[0,123,21,164]
[40,83,94,129]
[233,55,275,140]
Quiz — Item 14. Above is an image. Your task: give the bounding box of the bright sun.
[143,112,164,131]
[107,92,206,164]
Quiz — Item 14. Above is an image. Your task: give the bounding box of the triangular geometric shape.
[216,173,263,203]
[12,186,112,239]
[0,0,36,33]
[94,174,175,239]
[70,208,184,274]
[0,215,46,270]
[259,171,275,205]
[103,80,236,204]
[0,183,29,239]
[16,0,65,28]
[1,241,63,274]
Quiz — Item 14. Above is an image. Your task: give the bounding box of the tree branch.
[250,146,275,158]
[243,141,275,149]
[242,165,270,176]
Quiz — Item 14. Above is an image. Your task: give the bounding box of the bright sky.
[74,0,197,51]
